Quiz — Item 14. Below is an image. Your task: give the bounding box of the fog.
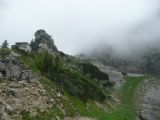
[0,0,160,55]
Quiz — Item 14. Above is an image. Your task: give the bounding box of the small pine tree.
[43,52,54,72]
[55,55,60,72]
[0,40,10,58]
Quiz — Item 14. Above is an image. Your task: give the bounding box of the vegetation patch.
[79,62,109,80]
[79,76,147,120]
[16,50,107,102]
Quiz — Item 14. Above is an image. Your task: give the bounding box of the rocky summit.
[31,29,57,52]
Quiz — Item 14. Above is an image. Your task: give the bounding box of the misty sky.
[0,0,160,55]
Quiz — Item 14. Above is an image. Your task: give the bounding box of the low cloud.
[0,0,160,55]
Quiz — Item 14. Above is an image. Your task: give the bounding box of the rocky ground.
[0,79,58,120]
[137,77,160,120]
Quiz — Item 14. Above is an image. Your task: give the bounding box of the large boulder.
[21,70,34,81]
[10,65,21,80]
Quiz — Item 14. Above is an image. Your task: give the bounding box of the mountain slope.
[0,30,115,119]
[1,30,154,120]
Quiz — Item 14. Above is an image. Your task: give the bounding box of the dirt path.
[76,117,95,120]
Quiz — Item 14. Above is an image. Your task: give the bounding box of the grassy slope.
[83,76,147,120]
[15,50,147,120]
[15,74,147,120]
[20,67,147,120]
[21,76,103,120]
[17,51,105,119]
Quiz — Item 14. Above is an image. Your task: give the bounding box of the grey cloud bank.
[0,0,160,55]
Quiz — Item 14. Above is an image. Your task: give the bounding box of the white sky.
[0,0,160,55]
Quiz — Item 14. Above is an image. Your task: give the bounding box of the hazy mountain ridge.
[79,42,160,75]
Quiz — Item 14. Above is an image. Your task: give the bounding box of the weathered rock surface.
[0,56,34,81]
[137,78,160,120]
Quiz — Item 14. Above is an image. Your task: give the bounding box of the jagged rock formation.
[30,29,57,52]
[0,56,34,81]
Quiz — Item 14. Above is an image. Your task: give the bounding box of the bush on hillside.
[79,63,109,80]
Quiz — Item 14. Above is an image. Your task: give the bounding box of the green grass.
[16,50,148,120]
[20,55,147,120]
[82,76,147,120]
[22,106,64,120]
[21,75,147,120]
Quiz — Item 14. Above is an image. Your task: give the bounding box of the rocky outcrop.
[30,29,57,52]
[137,78,160,120]
[0,56,35,81]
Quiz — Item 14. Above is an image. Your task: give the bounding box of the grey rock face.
[31,29,57,52]
[21,70,29,80]
[137,78,160,120]
[0,62,10,79]
[10,65,21,80]
[0,56,34,81]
